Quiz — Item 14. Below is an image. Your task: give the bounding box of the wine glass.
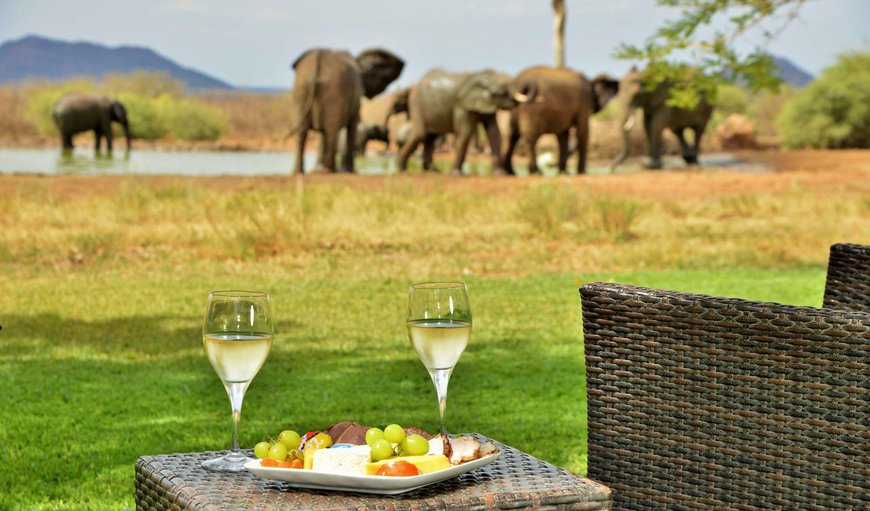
[201,290,274,472]
[406,281,471,435]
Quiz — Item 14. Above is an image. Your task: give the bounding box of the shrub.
[23,78,96,136]
[104,71,183,98]
[116,93,168,140]
[777,52,870,148]
[163,98,227,141]
[748,86,799,137]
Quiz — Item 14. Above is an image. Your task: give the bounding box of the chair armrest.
[824,242,870,312]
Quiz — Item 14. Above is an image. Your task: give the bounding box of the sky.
[1,0,868,89]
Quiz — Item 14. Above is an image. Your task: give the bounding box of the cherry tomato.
[288,458,303,469]
[376,460,421,477]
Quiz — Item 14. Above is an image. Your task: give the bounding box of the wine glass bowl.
[406,282,471,435]
[202,290,273,472]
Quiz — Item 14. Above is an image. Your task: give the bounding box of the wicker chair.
[823,243,870,313]
[580,246,870,510]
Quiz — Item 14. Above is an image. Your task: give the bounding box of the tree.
[553,0,566,68]
[616,0,809,108]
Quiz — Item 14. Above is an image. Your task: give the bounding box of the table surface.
[135,435,612,510]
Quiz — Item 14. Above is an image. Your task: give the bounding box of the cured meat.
[478,441,498,457]
[325,421,370,445]
[404,426,433,440]
[427,434,451,459]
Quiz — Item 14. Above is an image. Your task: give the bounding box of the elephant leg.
[675,127,692,164]
[398,131,424,171]
[685,125,704,165]
[320,130,338,172]
[342,120,357,173]
[646,113,666,170]
[524,133,540,174]
[93,128,102,153]
[422,134,438,170]
[483,117,505,174]
[105,124,114,153]
[556,131,569,173]
[61,132,74,151]
[452,123,474,176]
[502,124,519,175]
[294,128,309,175]
[575,117,590,174]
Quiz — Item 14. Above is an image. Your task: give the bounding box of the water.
[0,147,399,176]
[0,147,772,176]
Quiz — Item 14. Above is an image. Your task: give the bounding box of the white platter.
[244,452,500,495]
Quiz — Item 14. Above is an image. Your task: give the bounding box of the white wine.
[407,320,470,370]
[203,333,273,383]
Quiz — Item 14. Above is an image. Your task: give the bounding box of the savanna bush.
[117,92,169,140]
[777,52,870,148]
[23,78,96,136]
[163,98,227,141]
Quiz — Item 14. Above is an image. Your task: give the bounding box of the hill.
[0,35,233,90]
[772,55,813,87]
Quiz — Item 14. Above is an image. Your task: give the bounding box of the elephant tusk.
[623,114,636,131]
[513,92,530,103]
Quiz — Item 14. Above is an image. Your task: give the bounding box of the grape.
[370,438,394,461]
[401,434,429,456]
[254,441,271,459]
[365,428,385,446]
[268,442,288,461]
[384,424,405,444]
[278,430,301,450]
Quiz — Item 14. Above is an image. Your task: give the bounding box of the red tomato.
[288,458,303,469]
[376,460,421,477]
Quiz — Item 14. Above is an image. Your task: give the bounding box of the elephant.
[397,69,515,175]
[502,66,619,175]
[52,94,131,153]
[610,66,714,170]
[356,88,409,154]
[290,47,404,174]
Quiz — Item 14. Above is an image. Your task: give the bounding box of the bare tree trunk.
[553,0,565,68]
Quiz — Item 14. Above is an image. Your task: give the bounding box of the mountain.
[0,35,233,90]
[772,55,814,87]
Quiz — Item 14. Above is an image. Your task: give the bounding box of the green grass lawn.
[0,265,826,510]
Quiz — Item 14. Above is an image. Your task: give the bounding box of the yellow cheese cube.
[365,454,451,475]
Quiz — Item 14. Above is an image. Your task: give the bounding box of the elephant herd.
[288,47,713,175]
[50,46,714,174]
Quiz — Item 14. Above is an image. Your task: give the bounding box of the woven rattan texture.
[823,243,870,313]
[135,436,612,510]
[580,283,870,511]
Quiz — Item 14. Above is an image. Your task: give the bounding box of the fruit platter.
[244,421,500,494]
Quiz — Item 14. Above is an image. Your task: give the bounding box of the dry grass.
[1,155,867,278]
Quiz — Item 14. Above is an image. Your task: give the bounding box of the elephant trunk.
[610,105,634,171]
[123,121,131,152]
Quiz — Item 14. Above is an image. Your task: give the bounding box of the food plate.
[244,452,500,495]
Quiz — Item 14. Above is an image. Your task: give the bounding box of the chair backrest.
[824,243,870,313]
[580,282,870,510]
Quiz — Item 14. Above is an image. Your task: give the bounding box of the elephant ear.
[457,72,502,115]
[591,74,620,113]
[357,48,404,98]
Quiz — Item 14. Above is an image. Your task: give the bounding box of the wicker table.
[135,435,611,510]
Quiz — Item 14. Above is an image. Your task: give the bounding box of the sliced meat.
[478,441,498,457]
[428,434,451,459]
[404,426,433,440]
[447,436,480,465]
[326,421,370,445]
[334,422,370,445]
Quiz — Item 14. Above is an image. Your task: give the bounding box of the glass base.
[201,451,252,472]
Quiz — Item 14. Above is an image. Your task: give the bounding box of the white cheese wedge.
[311,445,371,475]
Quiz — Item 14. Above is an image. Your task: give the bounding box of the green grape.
[277,430,301,450]
[401,434,429,456]
[384,424,405,444]
[254,441,271,459]
[370,438,394,461]
[268,442,288,461]
[365,427,385,446]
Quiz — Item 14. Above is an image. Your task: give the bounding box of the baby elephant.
[398,69,515,175]
[52,94,131,153]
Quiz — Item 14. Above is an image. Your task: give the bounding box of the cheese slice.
[365,454,451,475]
[311,445,371,475]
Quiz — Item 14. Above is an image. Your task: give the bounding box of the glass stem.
[428,368,453,436]
[225,382,248,454]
